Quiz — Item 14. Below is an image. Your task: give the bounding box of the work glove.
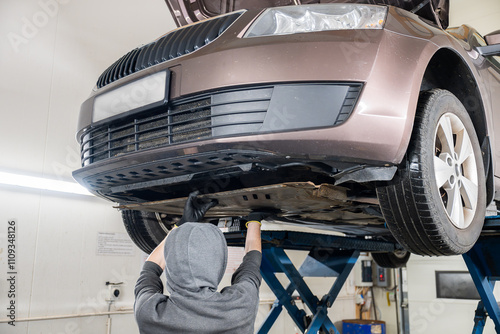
[244,211,273,223]
[241,211,275,229]
[177,191,218,227]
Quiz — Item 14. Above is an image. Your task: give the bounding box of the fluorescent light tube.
[0,171,93,196]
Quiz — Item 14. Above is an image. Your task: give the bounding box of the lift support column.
[464,217,500,333]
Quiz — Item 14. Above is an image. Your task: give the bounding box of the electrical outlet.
[105,282,123,302]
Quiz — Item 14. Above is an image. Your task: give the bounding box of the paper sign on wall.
[97,232,135,256]
[225,246,245,274]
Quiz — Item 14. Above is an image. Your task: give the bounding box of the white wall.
[0,0,174,182]
[450,0,500,35]
[372,279,399,334]
[407,255,500,334]
[0,188,142,333]
[0,0,173,333]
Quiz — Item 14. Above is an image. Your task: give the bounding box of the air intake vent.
[96,12,242,89]
[80,87,272,166]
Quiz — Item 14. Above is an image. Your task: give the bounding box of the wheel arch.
[419,47,494,204]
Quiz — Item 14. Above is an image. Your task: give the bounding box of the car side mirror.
[485,30,500,45]
[476,30,500,57]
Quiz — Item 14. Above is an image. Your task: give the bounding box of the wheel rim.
[155,212,173,234]
[433,112,478,229]
[393,249,408,259]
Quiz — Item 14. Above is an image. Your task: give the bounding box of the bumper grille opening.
[80,88,271,165]
[79,84,362,166]
[137,114,170,150]
[171,106,212,143]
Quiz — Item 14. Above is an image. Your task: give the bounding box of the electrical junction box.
[372,263,392,288]
[354,253,373,287]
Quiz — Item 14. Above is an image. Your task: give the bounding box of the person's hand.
[242,211,274,229]
[176,191,218,227]
[243,211,272,253]
[244,211,273,223]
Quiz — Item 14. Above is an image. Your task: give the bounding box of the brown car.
[74,0,500,262]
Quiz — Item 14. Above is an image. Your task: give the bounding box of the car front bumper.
[74,7,440,203]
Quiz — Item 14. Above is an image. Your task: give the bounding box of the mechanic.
[134,191,268,334]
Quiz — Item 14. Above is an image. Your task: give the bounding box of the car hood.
[165,0,449,28]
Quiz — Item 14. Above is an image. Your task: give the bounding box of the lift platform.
[226,217,500,334]
[464,216,500,334]
[225,230,403,334]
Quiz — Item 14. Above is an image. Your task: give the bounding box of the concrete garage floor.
[0,0,499,333]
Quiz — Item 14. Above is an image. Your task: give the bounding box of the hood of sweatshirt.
[164,223,228,295]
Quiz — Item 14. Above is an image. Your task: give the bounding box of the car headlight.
[244,4,387,38]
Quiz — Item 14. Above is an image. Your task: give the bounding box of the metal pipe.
[0,309,133,323]
[106,302,113,334]
[395,268,402,334]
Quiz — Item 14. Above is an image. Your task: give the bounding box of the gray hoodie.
[134,223,262,334]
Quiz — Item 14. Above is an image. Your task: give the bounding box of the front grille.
[96,12,242,89]
[80,87,272,166]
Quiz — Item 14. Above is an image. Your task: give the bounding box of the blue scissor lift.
[225,230,403,334]
[226,217,500,334]
[464,217,500,334]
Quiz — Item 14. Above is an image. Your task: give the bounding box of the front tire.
[377,89,486,256]
[372,250,410,268]
[122,210,175,254]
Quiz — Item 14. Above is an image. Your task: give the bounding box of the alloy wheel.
[433,112,479,229]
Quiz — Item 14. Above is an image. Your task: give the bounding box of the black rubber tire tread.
[122,210,172,254]
[377,89,486,256]
[372,251,411,268]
